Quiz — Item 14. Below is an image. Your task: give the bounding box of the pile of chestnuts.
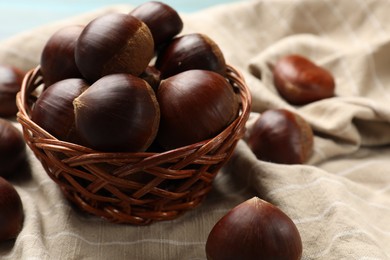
[227,54,335,258]
[0,118,26,242]
[0,53,27,243]
[246,54,336,164]
[34,1,239,153]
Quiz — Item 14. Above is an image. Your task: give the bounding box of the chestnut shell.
[31,78,89,143]
[0,119,27,179]
[73,74,160,152]
[75,13,154,82]
[40,25,84,88]
[156,70,238,150]
[247,109,313,164]
[155,33,226,79]
[129,1,183,49]
[0,177,24,241]
[139,65,161,92]
[206,197,303,260]
[0,65,25,117]
[273,54,335,105]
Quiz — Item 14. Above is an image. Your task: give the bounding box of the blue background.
[0,0,242,40]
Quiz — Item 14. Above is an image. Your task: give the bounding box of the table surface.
[0,0,241,40]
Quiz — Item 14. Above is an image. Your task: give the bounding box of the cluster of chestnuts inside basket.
[33,1,239,153]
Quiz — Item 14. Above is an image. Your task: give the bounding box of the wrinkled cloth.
[1,0,390,259]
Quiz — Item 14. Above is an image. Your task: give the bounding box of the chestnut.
[272,54,335,105]
[0,177,24,242]
[73,73,160,152]
[139,65,161,92]
[75,12,154,82]
[155,33,226,79]
[40,25,84,88]
[0,64,25,117]
[0,119,27,179]
[31,78,89,143]
[206,197,302,260]
[129,1,183,50]
[246,109,313,164]
[156,70,239,150]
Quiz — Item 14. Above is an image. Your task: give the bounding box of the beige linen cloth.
[1,0,390,259]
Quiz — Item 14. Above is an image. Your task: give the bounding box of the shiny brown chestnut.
[155,33,226,79]
[0,65,25,117]
[273,54,335,105]
[75,13,154,82]
[73,73,160,152]
[129,1,183,50]
[156,70,238,150]
[246,109,313,164]
[0,119,26,179]
[0,177,24,242]
[206,197,303,260]
[31,78,89,143]
[40,25,84,88]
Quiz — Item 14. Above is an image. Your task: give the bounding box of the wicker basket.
[16,65,251,225]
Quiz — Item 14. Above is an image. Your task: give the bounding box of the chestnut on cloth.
[1,0,390,259]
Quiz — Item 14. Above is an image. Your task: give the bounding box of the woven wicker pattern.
[16,65,251,225]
